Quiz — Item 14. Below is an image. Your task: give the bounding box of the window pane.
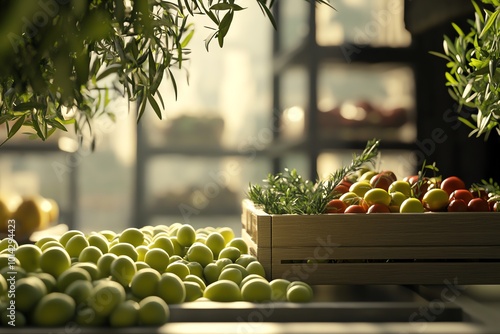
[317,0,411,47]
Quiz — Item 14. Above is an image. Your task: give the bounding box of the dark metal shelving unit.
[271,1,419,180]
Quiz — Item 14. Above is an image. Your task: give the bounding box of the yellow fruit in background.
[0,194,20,233]
[12,196,50,238]
[0,197,11,233]
[44,198,59,223]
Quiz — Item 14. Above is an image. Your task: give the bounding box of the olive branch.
[0,0,333,146]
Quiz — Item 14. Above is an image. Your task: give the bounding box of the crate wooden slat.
[241,199,500,285]
[271,213,500,247]
[272,246,500,260]
[269,261,500,285]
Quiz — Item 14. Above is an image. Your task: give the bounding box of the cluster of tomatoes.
[325,170,499,214]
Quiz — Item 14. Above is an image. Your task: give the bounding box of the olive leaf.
[431,0,500,139]
[0,1,333,147]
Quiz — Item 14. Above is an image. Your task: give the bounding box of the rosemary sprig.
[324,139,380,195]
[411,161,441,199]
[247,139,380,214]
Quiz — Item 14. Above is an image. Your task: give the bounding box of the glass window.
[316,0,411,47]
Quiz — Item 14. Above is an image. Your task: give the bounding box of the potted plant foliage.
[0,1,332,146]
[431,0,500,140]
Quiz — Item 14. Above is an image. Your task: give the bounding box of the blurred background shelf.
[271,0,418,181]
[274,44,415,73]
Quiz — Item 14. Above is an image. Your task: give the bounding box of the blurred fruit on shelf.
[317,101,409,129]
[0,194,21,233]
[0,194,60,240]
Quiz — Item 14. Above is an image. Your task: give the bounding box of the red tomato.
[325,199,347,213]
[344,205,367,213]
[494,202,499,212]
[367,203,391,213]
[332,184,350,196]
[380,170,397,182]
[340,178,353,189]
[471,189,489,201]
[467,198,490,212]
[449,189,473,204]
[370,173,393,191]
[447,199,468,212]
[440,176,466,196]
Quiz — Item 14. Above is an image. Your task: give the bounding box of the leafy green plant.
[471,177,500,202]
[0,0,332,146]
[430,0,500,139]
[247,139,380,214]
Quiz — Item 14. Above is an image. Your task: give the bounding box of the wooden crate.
[241,199,500,285]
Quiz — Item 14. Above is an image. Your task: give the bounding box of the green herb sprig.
[411,161,441,199]
[430,0,500,139]
[471,178,500,203]
[247,139,380,214]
